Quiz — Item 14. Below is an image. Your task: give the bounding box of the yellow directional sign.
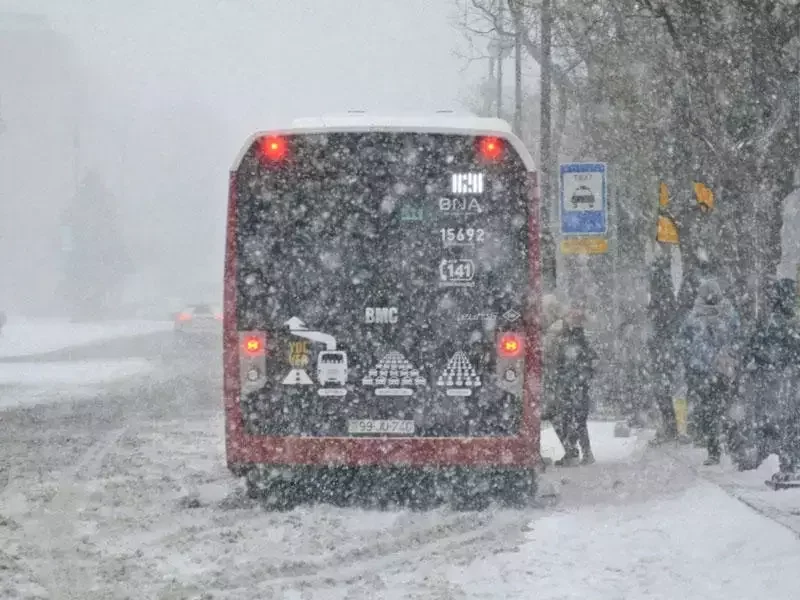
[656,214,679,244]
[693,181,714,211]
[659,182,669,207]
[560,237,609,255]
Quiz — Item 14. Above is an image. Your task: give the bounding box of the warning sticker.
[436,351,481,397]
[362,351,426,396]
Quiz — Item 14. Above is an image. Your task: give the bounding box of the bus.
[224,114,542,509]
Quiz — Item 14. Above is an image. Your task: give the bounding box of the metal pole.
[513,11,523,136]
[496,1,504,118]
[794,38,800,188]
[485,56,496,116]
[540,0,556,290]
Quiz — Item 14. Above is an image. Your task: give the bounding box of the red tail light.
[498,332,523,358]
[259,135,288,161]
[477,136,504,161]
[177,312,192,321]
[242,334,266,355]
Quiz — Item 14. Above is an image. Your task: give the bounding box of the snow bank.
[0,359,153,410]
[0,317,173,358]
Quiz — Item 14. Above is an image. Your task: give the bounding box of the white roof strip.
[231,114,535,172]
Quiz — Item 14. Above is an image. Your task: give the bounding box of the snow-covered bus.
[224,113,542,509]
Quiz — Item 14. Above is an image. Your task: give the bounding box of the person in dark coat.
[540,295,576,459]
[734,278,800,471]
[678,278,741,466]
[552,307,598,466]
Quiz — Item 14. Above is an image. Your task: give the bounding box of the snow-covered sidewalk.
[385,482,800,600]
[0,317,173,359]
[664,442,800,537]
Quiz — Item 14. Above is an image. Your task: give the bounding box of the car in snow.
[174,303,222,336]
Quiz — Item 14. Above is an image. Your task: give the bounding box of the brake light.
[477,136,504,161]
[498,332,523,358]
[259,135,287,161]
[243,334,265,355]
[177,312,192,321]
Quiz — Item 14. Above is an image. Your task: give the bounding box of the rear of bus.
[224,118,541,507]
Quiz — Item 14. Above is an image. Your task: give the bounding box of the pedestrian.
[678,278,741,466]
[540,295,573,458]
[553,306,598,466]
[734,279,800,471]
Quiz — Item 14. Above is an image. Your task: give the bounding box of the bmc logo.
[365,307,398,324]
[439,197,483,213]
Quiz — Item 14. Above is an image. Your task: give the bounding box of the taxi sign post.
[559,162,608,254]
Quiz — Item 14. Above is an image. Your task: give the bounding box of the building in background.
[0,12,84,315]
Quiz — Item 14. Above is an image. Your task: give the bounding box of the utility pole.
[795,40,800,189]
[484,56,496,116]
[513,4,523,137]
[496,0,505,118]
[540,0,556,291]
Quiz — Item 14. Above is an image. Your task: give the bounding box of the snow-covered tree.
[456,0,800,416]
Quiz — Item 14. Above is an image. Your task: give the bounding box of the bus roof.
[231,114,536,172]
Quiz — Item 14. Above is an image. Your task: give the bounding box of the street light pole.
[540,0,556,291]
[513,7,523,137]
[496,0,505,118]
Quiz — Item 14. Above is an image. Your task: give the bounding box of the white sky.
[4,0,481,137]
[0,0,497,309]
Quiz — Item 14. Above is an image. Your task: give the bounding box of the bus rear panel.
[224,128,540,503]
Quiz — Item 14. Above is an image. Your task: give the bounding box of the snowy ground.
[4,405,800,600]
[0,359,155,411]
[664,443,800,537]
[0,317,174,358]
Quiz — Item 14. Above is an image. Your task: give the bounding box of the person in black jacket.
[737,279,800,478]
[553,308,599,466]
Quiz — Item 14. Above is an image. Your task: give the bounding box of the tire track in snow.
[18,426,128,600]
[252,509,535,592]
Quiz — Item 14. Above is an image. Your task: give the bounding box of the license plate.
[347,419,415,435]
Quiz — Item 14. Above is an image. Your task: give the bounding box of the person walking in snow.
[540,295,576,460]
[678,278,741,466]
[734,278,800,472]
[552,307,598,466]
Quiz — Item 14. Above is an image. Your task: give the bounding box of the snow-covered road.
[1,339,800,599]
[0,317,174,359]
